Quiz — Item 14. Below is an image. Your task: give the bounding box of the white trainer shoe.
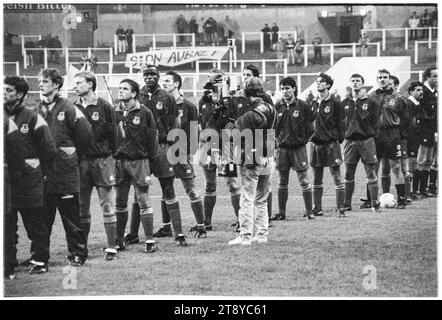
[228,235,252,245]
[251,235,268,243]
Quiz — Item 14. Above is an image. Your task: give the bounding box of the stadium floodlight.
[360,9,367,16]
[321,10,328,17]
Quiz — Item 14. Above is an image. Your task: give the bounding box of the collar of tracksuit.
[408,96,420,106]
[424,82,436,94]
[283,97,298,109]
[5,101,24,116]
[352,91,368,101]
[375,87,394,95]
[142,85,160,97]
[76,94,99,108]
[316,92,331,104]
[41,94,62,112]
[116,99,140,113]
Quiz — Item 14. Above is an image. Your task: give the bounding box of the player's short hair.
[318,73,334,88]
[279,77,297,91]
[423,66,437,80]
[390,75,399,86]
[165,70,182,90]
[143,64,159,76]
[120,78,139,98]
[75,71,97,92]
[4,76,29,98]
[350,73,365,83]
[408,81,424,94]
[377,69,390,77]
[243,64,260,77]
[38,68,64,89]
[244,77,264,98]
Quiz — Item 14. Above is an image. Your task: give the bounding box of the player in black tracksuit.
[162,70,207,238]
[369,69,408,208]
[414,67,438,197]
[4,76,57,274]
[36,68,92,266]
[404,81,424,199]
[128,65,188,247]
[309,73,346,218]
[341,73,381,212]
[114,79,159,253]
[271,76,315,220]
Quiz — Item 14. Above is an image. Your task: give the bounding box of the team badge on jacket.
[362,104,368,110]
[156,102,163,110]
[91,111,100,121]
[389,99,395,106]
[133,116,140,125]
[57,112,65,121]
[324,106,331,113]
[20,123,29,134]
[293,110,299,117]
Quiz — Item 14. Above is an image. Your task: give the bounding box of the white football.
[379,193,397,208]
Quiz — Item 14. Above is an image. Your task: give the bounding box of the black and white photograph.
[1,1,439,301]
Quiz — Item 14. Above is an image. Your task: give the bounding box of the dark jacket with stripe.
[415,84,438,146]
[114,100,158,160]
[36,95,92,194]
[176,96,199,156]
[341,93,380,140]
[309,94,344,144]
[75,96,117,158]
[138,85,178,144]
[6,103,57,206]
[275,97,314,148]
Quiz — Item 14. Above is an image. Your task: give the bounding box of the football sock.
[278,188,288,217]
[230,194,241,219]
[166,200,183,235]
[104,222,117,249]
[429,169,438,192]
[381,175,391,194]
[368,180,379,206]
[420,170,430,193]
[404,176,411,199]
[412,170,421,194]
[312,185,323,211]
[395,183,406,202]
[302,185,313,215]
[140,207,154,241]
[344,181,355,207]
[190,199,205,225]
[204,195,216,225]
[116,211,128,244]
[81,222,91,245]
[267,191,272,218]
[366,183,371,203]
[336,185,345,210]
[161,198,171,224]
[128,202,140,236]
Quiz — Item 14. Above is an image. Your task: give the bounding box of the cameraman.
[198,69,241,231]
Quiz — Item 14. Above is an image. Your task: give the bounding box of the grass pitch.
[4,162,437,297]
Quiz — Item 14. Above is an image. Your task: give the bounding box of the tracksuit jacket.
[138,85,178,144]
[114,100,158,160]
[416,84,438,146]
[6,103,57,207]
[309,94,344,144]
[75,96,118,158]
[341,93,380,141]
[275,97,314,148]
[36,95,92,194]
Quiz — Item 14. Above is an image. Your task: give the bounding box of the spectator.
[4,29,18,47]
[48,36,62,64]
[81,54,98,72]
[126,25,134,53]
[359,30,369,56]
[198,17,205,45]
[285,35,295,65]
[275,38,285,69]
[261,23,271,51]
[421,9,431,38]
[175,14,188,43]
[312,33,323,65]
[271,23,279,47]
[305,90,315,105]
[216,18,224,45]
[295,36,305,65]
[116,25,127,54]
[431,8,437,38]
[24,40,35,67]
[189,16,198,45]
[36,38,45,65]
[409,11,420,40]
[223,15,234,44]
[203,17,217,45]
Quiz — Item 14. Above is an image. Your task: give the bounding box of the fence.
[4,61,20,76]
[365,26,438,50]
[20,34,42,56]
[114,33,196,54]
[414,40,438,64]
[241,30,298,53]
